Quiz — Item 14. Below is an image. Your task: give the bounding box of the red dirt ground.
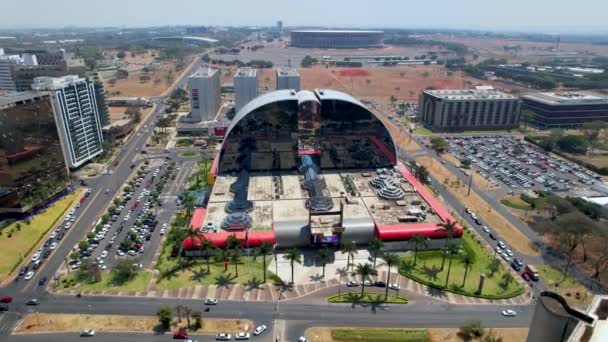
[338,69,370,77]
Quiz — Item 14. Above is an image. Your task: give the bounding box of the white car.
[159,229,165,235]
[216,333,231,341]
[482,226,490,233]
[64,222,72,229]
[116,250,125,256]
[253,324,267,336]
[50,242,57,250]
[127,250,136,256]
[298,337,309,342]
[50,232,57,239]
[101,251,108,258]
[346,280,359,287]
[80,329,96,336]
[204,298,218,305]
[388,283,401,291]
[24,271,35,280]
[502,309,517,317]
[235,332,250,340]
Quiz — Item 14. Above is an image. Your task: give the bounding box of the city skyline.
[1,0,608,34]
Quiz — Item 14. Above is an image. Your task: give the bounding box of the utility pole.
[467,174,473,196]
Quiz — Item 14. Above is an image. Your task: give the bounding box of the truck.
[524,265,539,281]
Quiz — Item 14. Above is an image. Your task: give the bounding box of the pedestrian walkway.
[50,268,532,306]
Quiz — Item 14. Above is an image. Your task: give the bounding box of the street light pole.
[467,174,473,196]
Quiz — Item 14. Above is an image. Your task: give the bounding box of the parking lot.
[68,159,177,272]
[444,135,602,193]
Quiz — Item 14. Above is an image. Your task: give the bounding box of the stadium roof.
[291,30,384,34]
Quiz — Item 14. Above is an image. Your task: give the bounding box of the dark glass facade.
[218,92,397,174]
[522,98,608,128]
[0,93,69,212]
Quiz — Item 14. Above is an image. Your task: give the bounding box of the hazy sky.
[2,0,607,33]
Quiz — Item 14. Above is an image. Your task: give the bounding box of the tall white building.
[187,67,220,122]
[234,67,258,112]
[276,67,300,91]
[0,55,23,91]
[31,75,104,169]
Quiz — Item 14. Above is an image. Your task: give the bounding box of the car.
[0,304,8,312]
[346,280,359,287]
[50,242,57,250]
[388,283,401,291]
[501,309,517,317]
[497,241,506,249]
[488,233,496,240]
[160,228,166,235]
[80,329,96,336]
[363,280,373,286]
[298,337,309,342]
[19,267,27,276]
[374,281,386,287]
[31,253,41,263]
[173,331,189,339]
[501,252,511,262]
[505,249,514,257]
[253,324,267,336]
[482,226,490,233]
[32,260,41,269]
[50,232,57,239]
[522,272,531,281]
[235,332,250,340]
[116,250,125,256]
[0,296,12,303]
[26,298,40,305]
[474,218,481,225]
[100,251,108,258]
[204,298,218,305]
[215,333,231,341]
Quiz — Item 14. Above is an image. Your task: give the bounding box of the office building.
[521,91,608,128]
[276,67,300,91]
[0,92,70,213]
[234,67,258,112]
[0,55,22,91]
[187,67,221,122]
[31,75,104,169]
[290,30,384,49]
[418,88,522,131]
[181,89,463,251]
[277,21,283,33]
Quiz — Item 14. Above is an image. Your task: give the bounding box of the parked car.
[235,332,250,340]
[373,281,386,287]
[80,329,96,337]
[346,281,359,287]
[26,298,40,305]
[253,324,267,336]
[388,283,401,291]
[204,298,218,305]
[0,296,12,303]
[215,333,231,341]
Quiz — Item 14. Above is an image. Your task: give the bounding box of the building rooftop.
[0,91,47,109]
[31,75,84,90]
[292,30,384,34]
[190,66,218,78]
[277,67,299,77]
[522,91,608,105]
[425,89,517,101]
[235,67,257,78]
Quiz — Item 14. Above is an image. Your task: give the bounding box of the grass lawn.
[0,191,80,280]
[398,230,525,299]
[331,328,429,342]
[328,292,408,304]
[414,127,433,136]
[500,198,532,211]
[56,270,151,293]
[537,265,592,309]
[178,151,200,158]
[156,246,280,290]
[175,139,194,147]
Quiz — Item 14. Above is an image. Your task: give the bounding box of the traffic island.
[178,151,200,158]
[14,313,252,335]
[327,292,408,304]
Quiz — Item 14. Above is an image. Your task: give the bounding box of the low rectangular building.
[521,91,608,128]
[418,88,521,131]
[276,67,300,91]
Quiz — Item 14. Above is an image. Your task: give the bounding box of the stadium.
[183,89,462,251]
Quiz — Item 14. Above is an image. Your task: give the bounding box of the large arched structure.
[218,89,397,174]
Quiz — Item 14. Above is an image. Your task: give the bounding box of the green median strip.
[331,328,429,342]
[500,199,532,211]
[327,292,408,304]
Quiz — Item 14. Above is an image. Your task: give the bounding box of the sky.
[1,0,608,34]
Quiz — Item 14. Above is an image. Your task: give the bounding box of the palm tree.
[317,247,332,278]
[444,243,460,287]
[355,263,377,296]
[368,238,384,269]
[182,228,203,264]
[283,248,302,285]
[182,192,195,216]
[501,272,515,287]
[488,257,500,277]
[256,242,273,282]
[183,306,192,328]
[409,234,428,266]
[226,235,241,250]
[435,219,458,270]
[381,252,400,300]
[340,241,357,271]
[175,304,185,323]
[230,249,241,277]
[461,253,474,287]
[197,237,215,273]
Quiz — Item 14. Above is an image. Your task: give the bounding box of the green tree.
[112,259,139,284]
[458,320,485,340]
[581,121,607,152]
[461,253,474,287]
[444,243,460,287]
[197,237,215,273]
[283,248,302,285]
[409,234,428,266]
[226,235,241,250]
[183,306,192,328]
[501,272,514,287]
[435,219,458,270]
[86,232,95,240]
[355,263,377,296]
[156,306,173,329]
[230,249,241,277]
[69,251,80,260]
[340,241,357,271]
[430,137,449,151]
[556,135,590,154]
[521,110,536,132]
[488,257,500,277]
[381,252,400,300]
[182,192,196,216]
[317,247,332,278]
[368,238,384,268]
[79,240,89,251]
[256,242,273,282]
[191,310,202,329]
